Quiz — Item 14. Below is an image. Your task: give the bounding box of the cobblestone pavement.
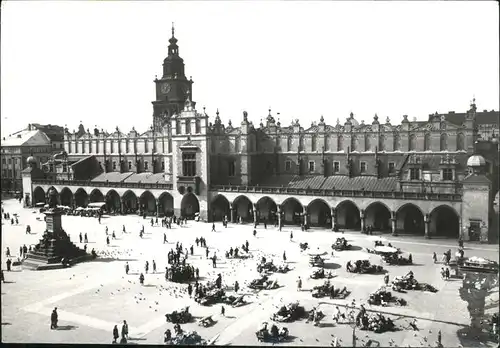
[1,198,498,346]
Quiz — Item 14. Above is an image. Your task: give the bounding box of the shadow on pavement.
[3,281,16,284]
[1,322,12,326]
[323,263,341,270]
[143,284,157,288]
[56,325,78,330]
[93,258,138,263]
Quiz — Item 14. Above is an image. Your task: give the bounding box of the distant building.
[1,129,52,193]
[21,27,500,243]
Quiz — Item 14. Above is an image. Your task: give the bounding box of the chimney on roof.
[483,110,488,112]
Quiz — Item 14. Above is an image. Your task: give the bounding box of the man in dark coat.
[50,307,58,329]
[113,325,119,343]
[6,259,12,272]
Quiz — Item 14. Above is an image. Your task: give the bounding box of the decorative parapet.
[32,179,173,190]
[209,184,462,202]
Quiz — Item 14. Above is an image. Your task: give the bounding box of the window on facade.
[49,164,54,172]
[299,136,304,152]
[60,143,63,149]
[186,119,191,134]
[161,161,165,171]
[311,136,317,152]
[442,168,453,181]
[424,133,431,151]
[63,164,67,172]
[333,161,340,173]
[182,153,196,176]
[393,135,400,151]
[409,134,416,151]
[410,168,420,180]
[128,161,132,170]
[176,120,181,135]
[228,160,236,177]
[456,133,465,151]
[8,159,11,164]
[195,119,201,134]
[144,161,149,170]
[389,162,395,173]
[360,162,367,173]
[113,161,117,170]
[365,135,370,151]
[14,158,17,165]
[2,158,5,164]
[285,160,292,172]
[338,135,344,151]
[308,161,315,172]
[440,133,447,151]
[53,143,56,148]
[351,135,358,151]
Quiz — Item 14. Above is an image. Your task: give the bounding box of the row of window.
[97,161,166,172]
[175,119,202,135]
[70,139,172,154]
[409,168,453,181]
[283,160,397,174]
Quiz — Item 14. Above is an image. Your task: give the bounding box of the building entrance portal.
[282,198,303,226]
[256,197,277,224]
[307,199,331,227]
[122,190,138,214]
[211,195,230,222]
[397,204,424,235]
[33,187,46,205]
[74,188,88,208]
[430,206,459,238]
[60,188,73,207]
[365,202,391,232]
[106,190,121,214]
[233,196,253,223]
[336,201,360,230]
[158,193,174,217]
[181,193,200,219]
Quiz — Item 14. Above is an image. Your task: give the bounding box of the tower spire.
[172,22,175,37]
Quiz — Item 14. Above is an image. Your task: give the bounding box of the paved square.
[1,198,498,346]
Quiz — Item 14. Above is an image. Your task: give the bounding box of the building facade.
[21,29,500,243]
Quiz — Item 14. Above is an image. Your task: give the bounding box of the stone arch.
[158,192,174,217]
[89,189,104,203]
[33,186,46,205]
[256,196,278,224]
[233,195,253,223]
[409,134,417,151]
[307,199,331,227]
[396,203,424,235]
[122,190,138,214]
[430,205,460,238]
[281,197,303,226]
[211,194,230,222]
[106,190,121,214]
[59,187,73,207]
[74,188,88,207]
[336,200,361,230]
[364,201,391,232]
[181,193,200,219]
[139,190,157,215]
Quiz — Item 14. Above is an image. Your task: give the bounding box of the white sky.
[1,1,499,137]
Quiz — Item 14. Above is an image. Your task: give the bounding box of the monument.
[23,187,90,270]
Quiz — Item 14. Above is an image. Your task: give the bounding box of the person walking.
[221,305,226,317]
[23,245,28,258]
[20,246,23,258]
[113,325,119,343]
[145,261,149,274]
[112,231,116,239]
[253,229,257,237]
[121,320,129,340]
[234,280,239,293]
[163,233,167,244]
[106,226,109,235]
[152,260,156,273]
[106,236,110,246]
[206,247,209,259]
[6,259,12,272]
[384,274,389,286]
[26,225,31,234]
[187,283,193,297]
[125,262,130,275]
[445,267,450,280]
[290,231,293,241]
[50,307,58,329]
[283,251,287,262]
[297,276,302,291]
[139,273,145,285]
[432,252,437,263]
[123,225,126,234]
[211,223,216,232]
[190,245,194,255]
[79,232,83,243]
[84,233,88,243]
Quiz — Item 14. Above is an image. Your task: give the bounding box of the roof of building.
[258,174,398,192]
[441,110,499,126]
[400,153,469,171]
[462,174,491,185]
[91,172,134,183]
[1,130,51,147]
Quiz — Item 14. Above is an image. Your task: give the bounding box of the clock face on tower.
[161,83,171,94]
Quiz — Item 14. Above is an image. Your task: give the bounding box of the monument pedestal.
[23,209,91,270]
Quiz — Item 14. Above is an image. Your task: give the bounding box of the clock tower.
[153,24,195,131]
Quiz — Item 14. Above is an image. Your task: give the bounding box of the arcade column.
[331,207,336,231]
[156,198,160,217]
[230,204,236,223]
[360,209,365,232]
[277,205,282,227]
[424,214,430,239]
[253,203,258,224]
[120,200,125,214]
[302,205,308,227]
[391,211,397,236]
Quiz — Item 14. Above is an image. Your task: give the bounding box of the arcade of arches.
[29,186,462,238]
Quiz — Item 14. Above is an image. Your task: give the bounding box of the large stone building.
[21,28,499,243]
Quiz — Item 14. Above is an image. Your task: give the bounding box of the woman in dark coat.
[113,325,119,343]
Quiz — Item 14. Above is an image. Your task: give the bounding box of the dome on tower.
[27,156,36,165]
[466,155,486,167]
